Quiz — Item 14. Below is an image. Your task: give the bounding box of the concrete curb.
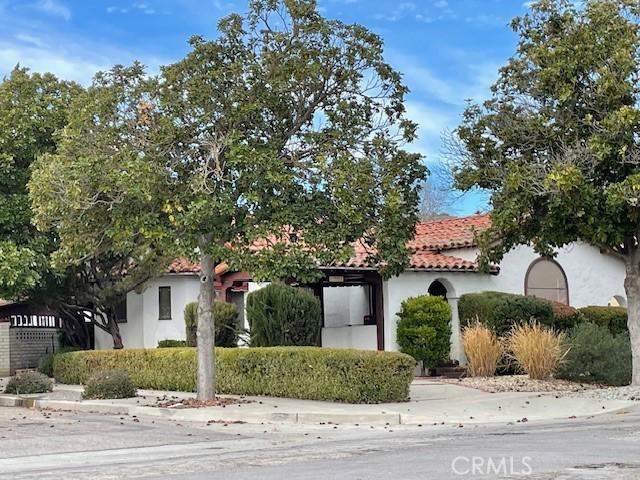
[0,395,402,425]
[0,394,635,426]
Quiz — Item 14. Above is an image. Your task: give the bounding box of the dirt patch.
[156,396,253,409]
[437,375,602,393]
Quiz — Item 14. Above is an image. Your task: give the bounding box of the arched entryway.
[428,280,448,300]
[427,278,463,364]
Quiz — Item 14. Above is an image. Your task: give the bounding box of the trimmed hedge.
[158,339,187,348]
[557,322,631,386]
[38,347,81,377]
[459,291,577,335]
[578,306,628,335]
[53,347,416,403]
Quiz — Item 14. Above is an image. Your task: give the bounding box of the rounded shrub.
[184,300,240,347]
[246,283,321,347]
[83,369,137,399]
[4,371,53,394]
[578,306,627,335]
[396,295,451,371]
[557,322,631,386]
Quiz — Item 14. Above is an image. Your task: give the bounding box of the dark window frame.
[115,298,127,324]
[158,286,172,320]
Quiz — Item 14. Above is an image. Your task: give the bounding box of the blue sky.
[0,0,532,215]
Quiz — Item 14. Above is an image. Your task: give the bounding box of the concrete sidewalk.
[1,378,635,426]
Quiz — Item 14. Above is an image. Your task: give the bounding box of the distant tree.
[452,0,640,384]
[418,179,453,220]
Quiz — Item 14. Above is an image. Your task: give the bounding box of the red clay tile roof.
[168,258,230,275]
[409,213,491,251]
[168,214,495,275]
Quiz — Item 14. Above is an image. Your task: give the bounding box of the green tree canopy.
[30,0,426,397]
[452,0,640,384]
[0,67,80,299]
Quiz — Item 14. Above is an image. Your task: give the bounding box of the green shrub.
[184,301,240,347]
[38,347,81,377]
[157,339,187,348]
[396,295,451,371]
[557,322,631,386]
[578,306,628,335]
[53,347,416,403]
[246,283,321,347]
[550,301,584,332]
[83,369,137,399]
[459,291,562,335]
[4,371,53,394]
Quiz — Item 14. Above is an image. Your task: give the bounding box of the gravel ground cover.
[438,375,640,401]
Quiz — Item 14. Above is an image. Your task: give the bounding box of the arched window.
[525,258,569,305]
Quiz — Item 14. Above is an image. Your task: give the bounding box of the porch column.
[448,296,466,365]
[374,277,384,351]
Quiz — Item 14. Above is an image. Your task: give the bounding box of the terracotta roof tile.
[409,213,491,251]
[169,214,495,275]
[167,259,229,275]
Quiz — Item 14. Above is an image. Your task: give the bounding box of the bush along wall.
[578,306,628,335]
[53,347,416,404]
[184,301,241,347]
[458,291,578,335]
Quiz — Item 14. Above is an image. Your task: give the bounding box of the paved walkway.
[1,378,635,425]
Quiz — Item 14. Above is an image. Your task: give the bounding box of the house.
[95,214,628,362]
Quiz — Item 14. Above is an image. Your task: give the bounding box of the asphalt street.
[1,405,639,479]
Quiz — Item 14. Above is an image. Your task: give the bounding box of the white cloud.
[434,0,448,9]
[374,2,416,22]
[107,2,161,15]
[32,0,70,21]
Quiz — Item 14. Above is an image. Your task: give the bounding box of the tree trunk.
[197,236,216,400]
[107,312,124,350]
[624,258,640,386]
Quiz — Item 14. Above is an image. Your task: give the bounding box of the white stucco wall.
[96,241,626,355]
[95,274,200,350]
[384,242,626,358]
[323,286,369,327]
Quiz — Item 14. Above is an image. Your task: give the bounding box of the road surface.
[1,405,639,479]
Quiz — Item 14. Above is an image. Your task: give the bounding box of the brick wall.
[0,322,9,376]
[9,328,60,373]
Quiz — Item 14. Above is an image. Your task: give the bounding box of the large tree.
[453,0,640,384]
[0,67,80,299]
[32,0,426,399]
[29,64,175,348]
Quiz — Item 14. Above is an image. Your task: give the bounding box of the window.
[115,299,127,323]
[525,258,569,305]
[159,286,172,320]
